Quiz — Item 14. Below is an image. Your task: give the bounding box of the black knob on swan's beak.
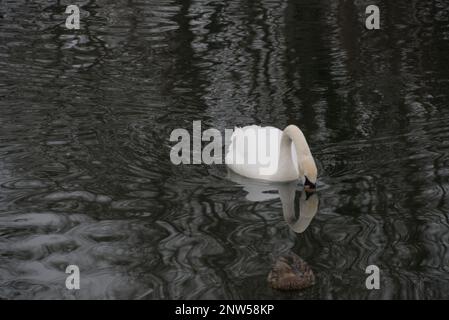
[304,176,316,192]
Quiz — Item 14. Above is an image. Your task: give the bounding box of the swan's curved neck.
[280,125,312,175]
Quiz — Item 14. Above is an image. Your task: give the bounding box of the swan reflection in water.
[227,170,318,290]
[227,171,319,233]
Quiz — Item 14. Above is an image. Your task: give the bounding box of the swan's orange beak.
[304,177,316,192]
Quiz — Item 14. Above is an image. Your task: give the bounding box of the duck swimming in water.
[268,252,315,291]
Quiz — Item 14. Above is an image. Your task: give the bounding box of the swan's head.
[302,156,317,191]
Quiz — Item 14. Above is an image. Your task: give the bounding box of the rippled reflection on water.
[1,0,449,299]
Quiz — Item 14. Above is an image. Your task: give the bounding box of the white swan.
[225,125,318,190]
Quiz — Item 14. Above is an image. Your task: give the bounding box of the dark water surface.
[1,0,449,299]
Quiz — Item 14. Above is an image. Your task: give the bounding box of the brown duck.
[268,253,315,290]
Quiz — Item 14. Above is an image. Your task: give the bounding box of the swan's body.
[225,125,317,187]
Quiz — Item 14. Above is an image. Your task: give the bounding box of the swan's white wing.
[227,125,281,159]
[225,126,283,180]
